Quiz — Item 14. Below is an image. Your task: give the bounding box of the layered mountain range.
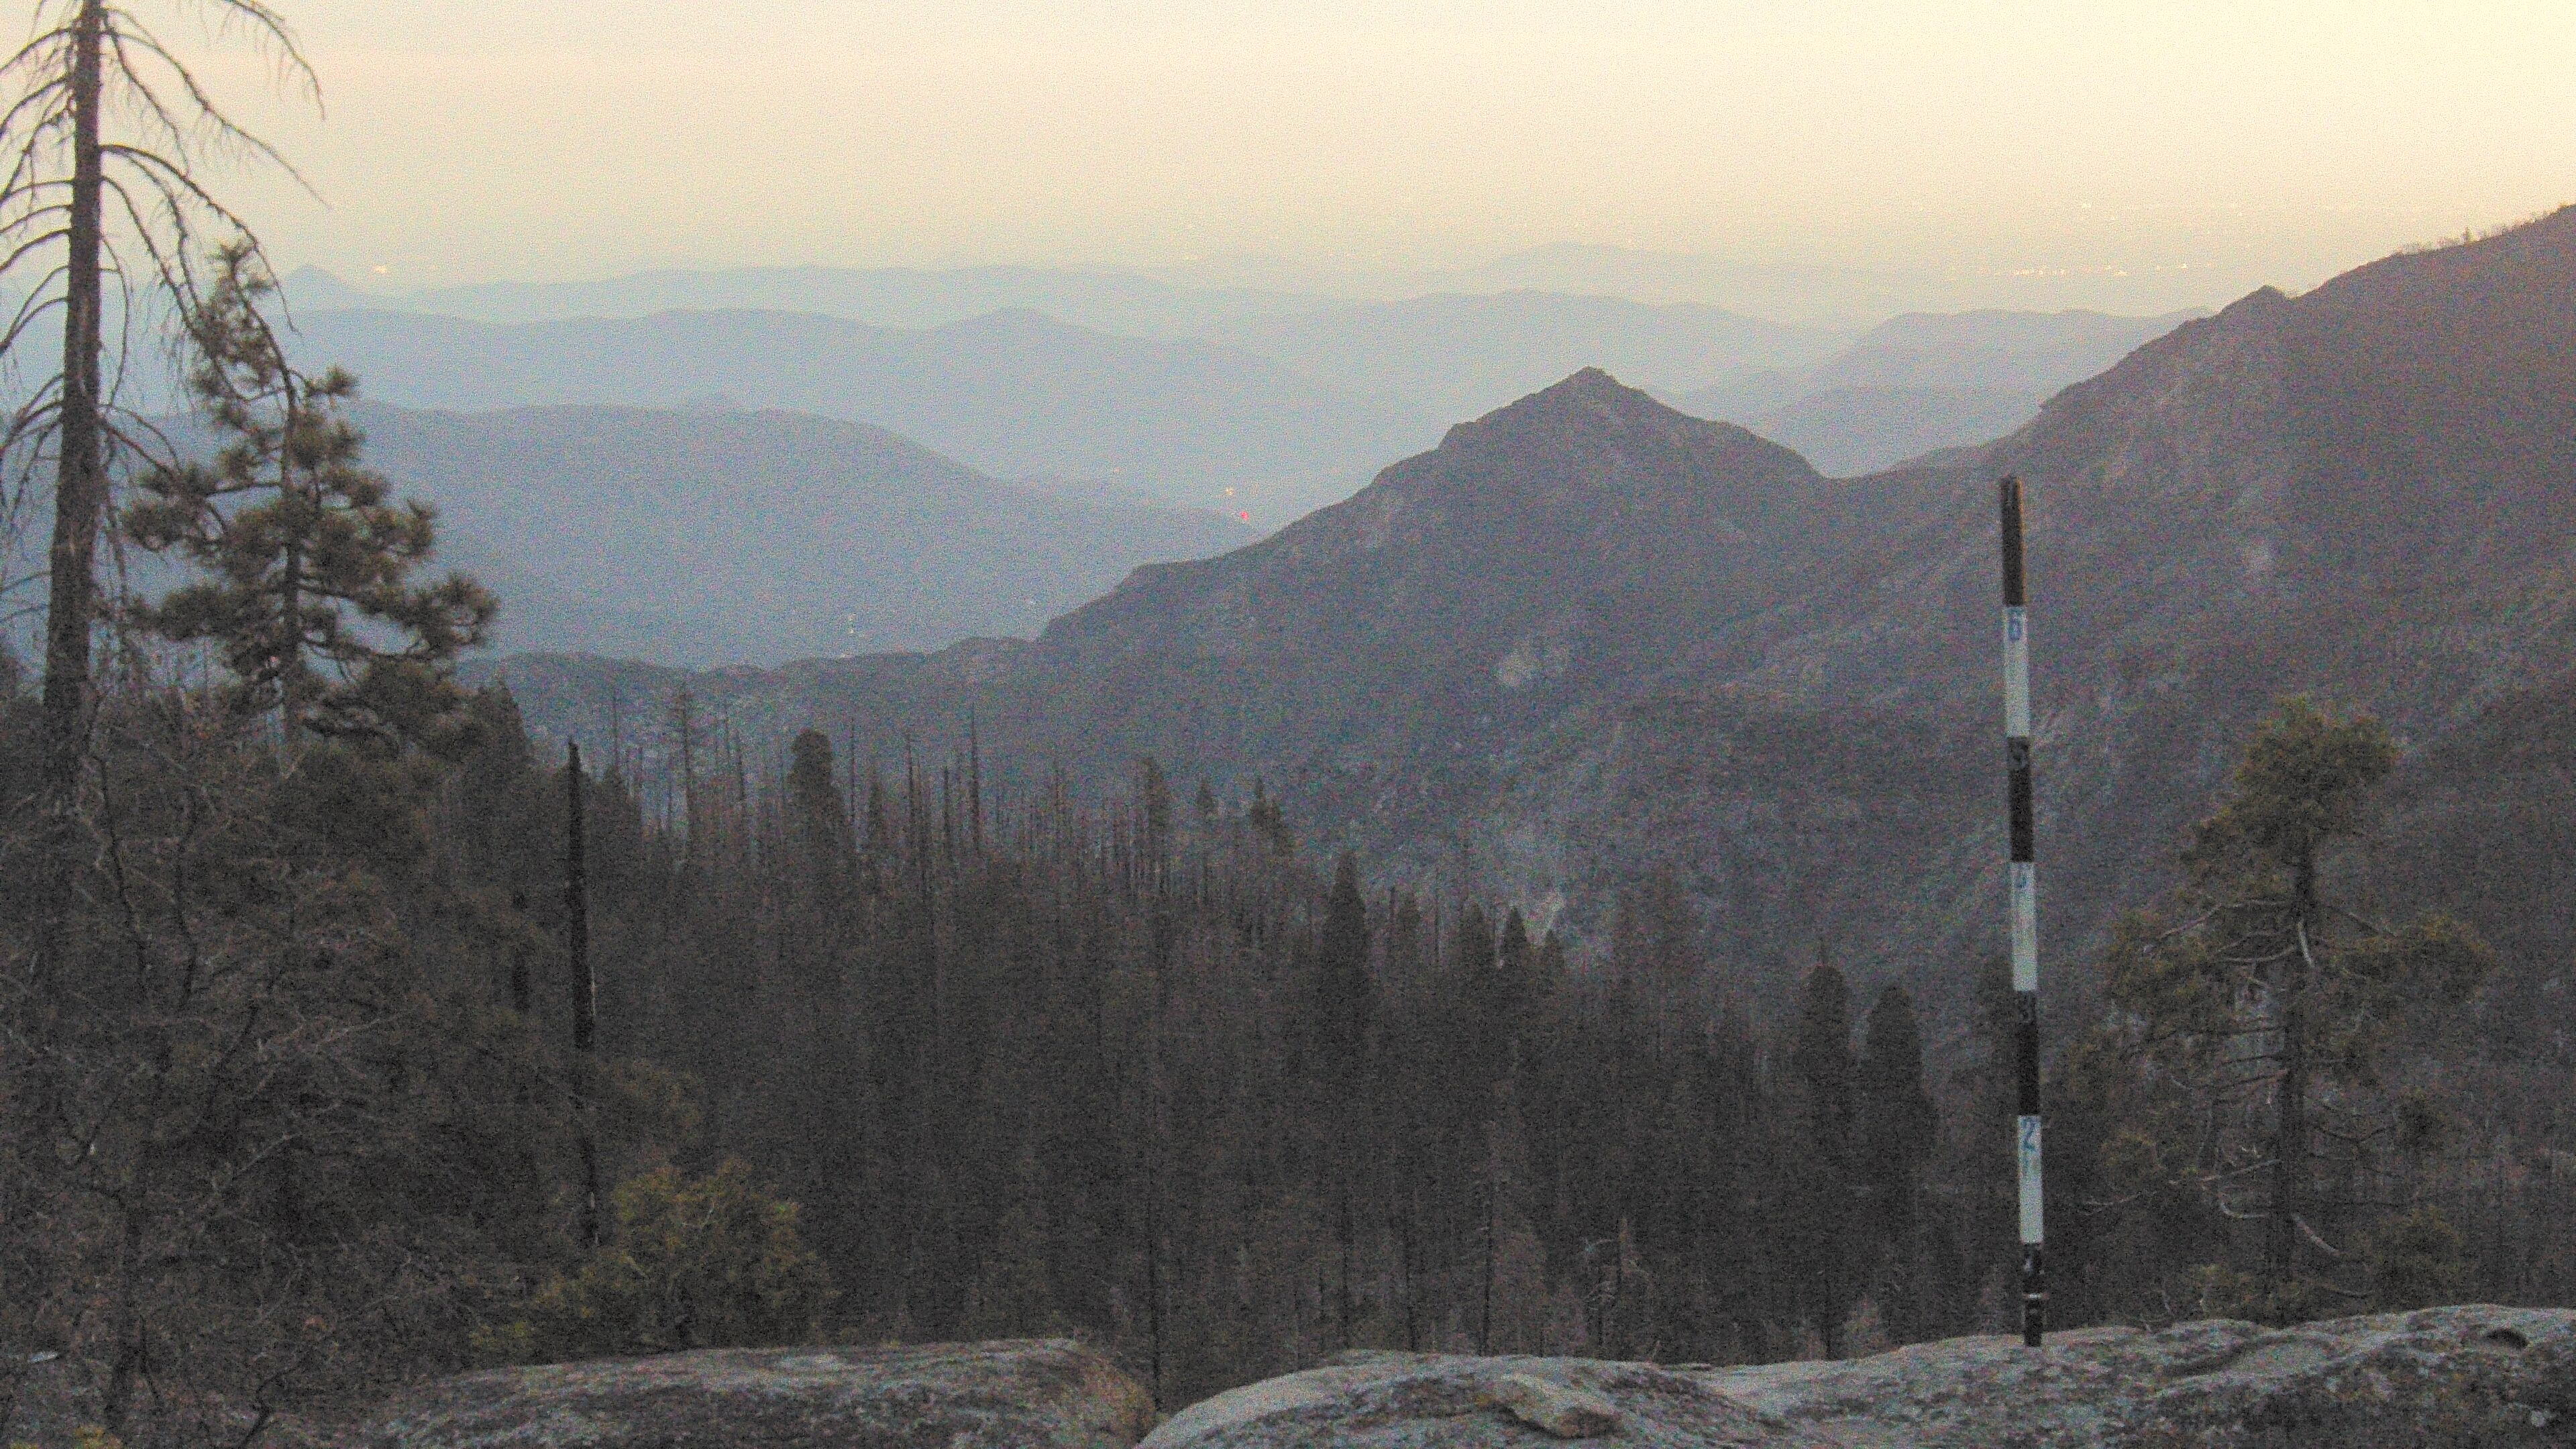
[286,307,1423,523]
[1205,290,1838,427]
[1673,307,2202,474]
[488,208,2576,1017]
[359,403,1251,665]
[283,275,2166,525]
[0,399,1251,669]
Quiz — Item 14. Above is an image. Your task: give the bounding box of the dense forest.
[11,619,2576,1444]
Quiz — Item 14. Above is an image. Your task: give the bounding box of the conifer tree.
[1133,754,1172,884]
[124,245,494,743]
[454,684,543,876]
[1494,906,1542,1032]
[785,724,855,1003]
[2089,698,2493,1317]
[1315,852,1372,1075]
[482,1160,833,1360]
[790,729,855,874]
[1246,775,1292,856]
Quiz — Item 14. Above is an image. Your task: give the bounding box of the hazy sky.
[164,0,2576,309]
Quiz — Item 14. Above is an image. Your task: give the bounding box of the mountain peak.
[1503,365,1664,421]
[1428,366,1815,482]
[1437,366,1714,451]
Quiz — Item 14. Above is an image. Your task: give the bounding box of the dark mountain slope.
[1004,370,1843,831]
[492,208,2576,1018]
[1676,207,2576,994]
[2277,215,2576,590]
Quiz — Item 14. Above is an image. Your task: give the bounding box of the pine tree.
[2092,698,2494,1318]
[449,683,551,1011]
[1315,852,1373,1077]
[125,246,494,743]
[1493,907,1544,1036]
[1136,754,1170,849]
[789,729,855,878]
[482,1160,833,1360]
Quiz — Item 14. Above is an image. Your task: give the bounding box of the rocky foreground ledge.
[1691,1305,2575,1448]
[358,1307,2576,1449]
[359,1339,1157,1449]
[1144,1307,2576,1446]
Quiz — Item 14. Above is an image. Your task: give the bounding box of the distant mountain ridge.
[281,291,1851,524]
[288,286,2178,525]
[486,205,2576,1020]
[1674,307,2203,474]
[283,263,1318,338]
[290,306,1428,523]
[359,401,1252,666]
[288,249,2241,336]
[1209,291,1842,430]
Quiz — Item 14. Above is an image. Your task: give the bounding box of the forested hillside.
[15,673,2557,1436]
[7,187,2573,1449]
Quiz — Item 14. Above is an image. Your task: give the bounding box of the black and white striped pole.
[2000,474,2045,1348]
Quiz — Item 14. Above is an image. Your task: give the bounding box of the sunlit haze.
[169,0,2576,318]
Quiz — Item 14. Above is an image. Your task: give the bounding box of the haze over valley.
[280,264,2201,532]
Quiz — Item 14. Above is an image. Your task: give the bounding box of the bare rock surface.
[1695,1305,2576,1447]
[1138,1352,1813,1447]
[360,1339,1158,1449]
[1142,1307,2576,1447]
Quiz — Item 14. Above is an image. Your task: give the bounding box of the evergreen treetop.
[123,242,494,745]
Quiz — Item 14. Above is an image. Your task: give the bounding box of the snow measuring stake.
[2000,475,2045,1348]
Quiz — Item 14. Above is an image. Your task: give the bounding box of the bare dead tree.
[0,0,315,798]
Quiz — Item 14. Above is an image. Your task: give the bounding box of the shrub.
[474,1161,832,1362]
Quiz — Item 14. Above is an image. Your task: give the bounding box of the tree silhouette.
[123,244,494,745]
[0,0,314,788]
